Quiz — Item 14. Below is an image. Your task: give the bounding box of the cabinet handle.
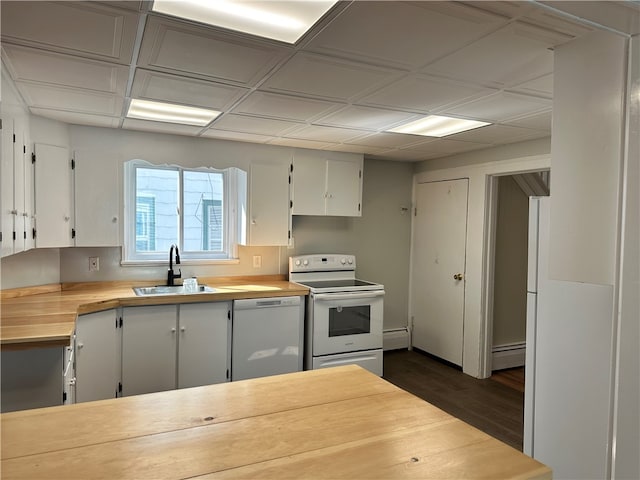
[171,327,176,333]
[111,216,118,223]
[77,343,84,349]
[180,326,186,332]
[10,209,17,215]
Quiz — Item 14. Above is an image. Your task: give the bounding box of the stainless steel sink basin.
[133,285,215,296]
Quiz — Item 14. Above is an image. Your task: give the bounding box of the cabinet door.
[1,118,15,257]
[248,162,290,245]
[22,136,34,251]
[178,302,230,388]
[74,150,119,246]
[291,151,327,215]
[326,159,362,217]
[34,143,73,248]
[121,305,177,396]
[12,118,25,253]
[75,310,121,403]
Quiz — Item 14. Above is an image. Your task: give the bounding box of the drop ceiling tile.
[267,138,335,150]
[446,124,546,144]
[122,118,203,136]
[441,91,551,122]
[17,82,123,116]
[369,149,431,162]
[2,45,128,95]
[138,16,292,86]
[200,129,273,144]
[261,52,402,102]
[284,124,368,143]
[30,108,120,128]
[509,73,553,98]
[344,132,433,149]
[314,105,420,130]
[1,2,138,64]
[359,74,498,113]
[503,110,552,131]
[212,113,301,136]
[322,143,389,156]
[232,91,339,122]
[400,138,489,156]
[422,21,561,87]
[131,69,248,110]
[305,1,506,69]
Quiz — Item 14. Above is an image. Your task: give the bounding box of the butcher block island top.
[0,365,550,480]
[0,276,308,348]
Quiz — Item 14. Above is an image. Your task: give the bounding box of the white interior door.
[411,179,468,366]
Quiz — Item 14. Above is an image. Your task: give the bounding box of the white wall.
[413,139,551,378]
[549,30,625,285]
[611,34,639,480]
[492,175,528,347]
[290,158,414,330]
[532,29,637,480]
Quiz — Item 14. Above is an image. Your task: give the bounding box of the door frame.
[482,170,550,376]
[411,153,550,378]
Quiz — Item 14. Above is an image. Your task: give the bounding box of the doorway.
[485,171,550,450]
[487,171,549,375]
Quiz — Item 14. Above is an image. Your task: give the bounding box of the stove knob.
[303,259,309,266]
[341,258,346,265]
[348,258,353,264]
[294,259,301,266]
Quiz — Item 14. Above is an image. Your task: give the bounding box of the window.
[124,159,246,263]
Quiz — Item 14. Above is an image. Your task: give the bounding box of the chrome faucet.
[167,244,181,286]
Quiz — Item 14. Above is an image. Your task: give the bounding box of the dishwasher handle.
[234,296,301,310]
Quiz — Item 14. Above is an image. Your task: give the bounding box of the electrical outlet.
[89,256,99,272]
[252,255,262,268]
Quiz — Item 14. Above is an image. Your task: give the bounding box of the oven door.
[311,290,384,355]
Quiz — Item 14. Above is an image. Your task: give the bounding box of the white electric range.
[289,254,384,376]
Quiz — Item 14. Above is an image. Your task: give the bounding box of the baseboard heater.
[383,328,410,351]
[492,342,526,370]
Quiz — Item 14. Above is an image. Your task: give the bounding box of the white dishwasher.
[232,296,304,381]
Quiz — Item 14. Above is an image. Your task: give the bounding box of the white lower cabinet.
[75,309,121,403]
[121,302,231,397]
[121,305,178,397]
[178,303,230,388]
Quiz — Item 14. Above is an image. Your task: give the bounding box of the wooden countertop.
[0,276,308,349]
[0,365,551,480]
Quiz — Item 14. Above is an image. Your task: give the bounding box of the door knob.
[453,273,463,281]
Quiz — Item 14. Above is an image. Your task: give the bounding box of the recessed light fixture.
[388,115,491,137]
[126,99,221,126]
[151,0,338,44]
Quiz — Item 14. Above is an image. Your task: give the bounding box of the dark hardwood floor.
[383,349,525,450]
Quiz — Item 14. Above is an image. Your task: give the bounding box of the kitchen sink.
[132,285,216,296]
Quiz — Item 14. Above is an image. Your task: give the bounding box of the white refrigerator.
[523,196,549,456]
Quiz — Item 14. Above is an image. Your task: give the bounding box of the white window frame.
[123,159,245,265]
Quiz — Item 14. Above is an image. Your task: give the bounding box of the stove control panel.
[289,254,356,273]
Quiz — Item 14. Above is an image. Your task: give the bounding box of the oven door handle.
[312,291,385,302]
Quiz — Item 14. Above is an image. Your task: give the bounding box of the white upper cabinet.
[33,143,73,248]
[245,160,291,246]
[292,149,363,217]
[1,100,33,257]
[73,150,119,246]
[1,118,16,258]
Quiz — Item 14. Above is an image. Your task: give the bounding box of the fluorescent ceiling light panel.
[127,99,220,126]
[151,0,338,44]
[388,115,491,137]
